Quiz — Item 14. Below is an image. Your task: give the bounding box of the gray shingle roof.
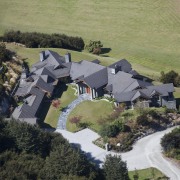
[114,83,174,103]
[91,59,101,64]
[108,59,132,73]
[30,77,54,94]
[12,87,45,121]
[83,68,108,89]
[70,60,105,80]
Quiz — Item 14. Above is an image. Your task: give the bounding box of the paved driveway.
[56,127,180,180]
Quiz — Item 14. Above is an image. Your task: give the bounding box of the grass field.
[129,167,165,180]
[0,0,180,73]
[67,100,114,132]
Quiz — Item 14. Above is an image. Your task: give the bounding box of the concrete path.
[56,127,180,180]
[56,94,91,129]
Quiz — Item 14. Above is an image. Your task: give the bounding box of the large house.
[12,50,176,124]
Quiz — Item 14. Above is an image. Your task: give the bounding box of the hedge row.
[1,30,85,51]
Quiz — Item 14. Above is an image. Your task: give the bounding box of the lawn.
[0,0,179,74]
[44,84,77,128]
[129,167,166,180]
[67,100,114,132]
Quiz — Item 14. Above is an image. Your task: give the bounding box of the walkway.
[57,93,91,130]
[56,127,180,180]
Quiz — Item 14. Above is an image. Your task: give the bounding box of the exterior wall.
[161,96,176,109]
[77,82,105,99]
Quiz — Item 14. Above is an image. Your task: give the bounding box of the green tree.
[103,154,129,180]
[160,70,180,87]
[85,40,103,55]
[0,151,44,180]
[0,43,11,65]
[161,127,180,160]
[42,144,98,179]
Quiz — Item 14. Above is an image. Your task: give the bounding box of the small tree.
[52,99,61,110]
[85,40,103,55]
[160,70,180,87]
[103,154,130,180]
[69,116,82,127]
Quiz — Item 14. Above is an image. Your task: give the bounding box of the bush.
[100,124,119,138]
[136,114,150,126]
[2,30,85,51]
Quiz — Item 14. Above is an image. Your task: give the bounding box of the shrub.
[100,124,119,138]
[2,30,85,51]
[69,116,82,126]
[136,114,149,126]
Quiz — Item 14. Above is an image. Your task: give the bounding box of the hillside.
[0,0,180,73]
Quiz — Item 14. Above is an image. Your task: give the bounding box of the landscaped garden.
[67,100,114,132]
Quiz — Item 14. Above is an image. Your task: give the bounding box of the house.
[12,50,176,124]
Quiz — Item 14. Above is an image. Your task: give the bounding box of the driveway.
[56,127,180,180]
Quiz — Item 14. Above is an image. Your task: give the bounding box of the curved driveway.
[56,127,180,180]
[118,127,180,179]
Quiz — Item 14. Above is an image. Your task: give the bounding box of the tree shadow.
[100,55,109,57]
[101,48,111,54]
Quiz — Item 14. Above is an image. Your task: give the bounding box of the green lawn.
[0,0,179,74]
[44,85,77,128]
[67,100,114,132]
[129,167,166,180]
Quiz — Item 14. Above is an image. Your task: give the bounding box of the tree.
[103,154,130,180]
[42,144,99,179]
[160,70,180,87]
[161,127,180,160]
[52,99,61,110]
[69,116,82,127]
[0,43,11,65]
[85,40,103,55]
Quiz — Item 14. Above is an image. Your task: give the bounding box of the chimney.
[111,65,121,74]
[40,51,45,62]
[64,52,71,63]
